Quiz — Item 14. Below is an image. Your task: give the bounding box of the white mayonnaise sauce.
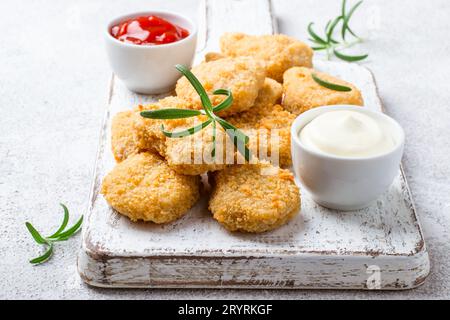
[299,110,396,158]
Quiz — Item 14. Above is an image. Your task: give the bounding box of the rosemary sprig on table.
[141,64,252,161]
[307,0,368,62]
[312,73,352,92]
[25,203,83,265]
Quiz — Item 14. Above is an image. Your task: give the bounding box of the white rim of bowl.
[290,105,406,161]
[105,10,197,49]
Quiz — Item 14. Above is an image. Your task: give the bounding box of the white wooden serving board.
[78,0,430,290]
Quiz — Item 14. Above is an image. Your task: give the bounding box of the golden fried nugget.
[135,96,197,156]
[204,52,226,62]
[220,33,313,82]
[164,118,234,176]
[209,162,301,233]
[175,57,266,117]
[111,110,145,162]
[282,67,364,115]
[101,152,200,223]
[253,78,283,108]
[228,104,295,167]
[111,97,194,162]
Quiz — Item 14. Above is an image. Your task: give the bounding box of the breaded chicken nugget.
[164,118,233,175]
[111,110,146,162]
[227,104,295,167]
[101,152,200,223]
[111,97,195,162]
[209,162,300,233]
[220,33,313,82]
[135,96,197,156]
[253,78,283,107]
[282,67,364,115]
[204,52,226,62]
[175,57,266,117]
[224,78,290,166]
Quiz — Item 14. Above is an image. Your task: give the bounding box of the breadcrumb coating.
[204,52,226,62]
[135,96,197,156]
[164,118,233,175]
[175,57,266,117]
[282,67,364,115]
[228,103,295,167]
[253,78,283,108]
[220,33,313,82]
[209,163,301,233]
[111,110,145,162]
[111,96,198,162]
[224,78,293,166]
[101,152,200,223]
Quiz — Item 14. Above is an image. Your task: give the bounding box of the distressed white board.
[78,0,430,289]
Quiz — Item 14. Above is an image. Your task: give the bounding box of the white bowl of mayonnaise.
[291,105,405,211]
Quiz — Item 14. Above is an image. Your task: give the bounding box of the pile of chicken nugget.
[101,33,364,233]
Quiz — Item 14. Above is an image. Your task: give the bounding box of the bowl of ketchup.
[105,11,197,94]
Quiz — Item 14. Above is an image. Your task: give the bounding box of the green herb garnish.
[25,203,83,265]
[307,0,368,62]
[312,73,352,92]
[141,64,252,161]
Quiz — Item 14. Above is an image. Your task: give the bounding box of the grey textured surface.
[0,0,448,299]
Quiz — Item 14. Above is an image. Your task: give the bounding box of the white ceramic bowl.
[104,11,197,94]
[291,105,405,211]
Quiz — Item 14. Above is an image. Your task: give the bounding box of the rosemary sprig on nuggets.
[140,64,251,161]
[25,203,83,265]
[307,0,368,62]
[312,73,352,92]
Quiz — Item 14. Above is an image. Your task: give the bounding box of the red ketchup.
[111,15,190,45]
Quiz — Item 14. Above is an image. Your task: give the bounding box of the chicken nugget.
[209,162,300,233]
[253,78,283,108]
[101,152,200,223]
[227,103,295,167]
[111,97,194,162]
[175,57,266,117]
[220,33,313,82]
[135,96,196,156]
[282,67,364,115]
[111,110,146,162]
[204,52,226,62]
[227,78,291,166]
[164,118,234,175]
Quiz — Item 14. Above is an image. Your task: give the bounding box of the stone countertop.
[1,0,449,299]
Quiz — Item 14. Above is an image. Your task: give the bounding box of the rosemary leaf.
[200,93,214,115]
[211,121,217,159]
[48,203,70,239]
[212,89,233,113]
[216,118,250,144]
[49,215,83,240]
[312,73,352,92]
[25,223,47,245]
[175,64,210,104]
[26,204,83,265]
[334,49,368,62]
[342,0,363,39]
[307,0,366,63]
[307,22,327,45]
[327,16,342,44]
[141,108,202,119]
[30,243,53,265]
[161,119,213,138]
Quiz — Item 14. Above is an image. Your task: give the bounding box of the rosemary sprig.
[141,64,252,162]
[312,73,352,92]
[25,203,83,265]
[307,0,368,62]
